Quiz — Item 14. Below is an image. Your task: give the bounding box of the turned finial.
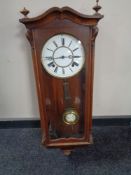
[93,0,102,14]
[20,7,30,17]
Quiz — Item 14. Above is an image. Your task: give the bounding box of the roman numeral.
[69,67,73,72]
[73,47,79,52]
[48,62,54,67]
[47,48,54,52]
[62,68,65,74]
[61,38,65,46]
[68,41,72,47]
[54,66,58,73]
[53,41,58,48]
[73,56,81,58]
[72,62,79,67]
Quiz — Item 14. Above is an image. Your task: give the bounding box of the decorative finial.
[20,7,30,18]
[93,0,102,14]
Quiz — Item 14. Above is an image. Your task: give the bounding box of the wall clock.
[19,0,103,155]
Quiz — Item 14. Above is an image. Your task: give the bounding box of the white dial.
[65,113,76,123]
[41,34,85,78]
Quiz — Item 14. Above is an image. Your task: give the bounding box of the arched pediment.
[19,7,103,27]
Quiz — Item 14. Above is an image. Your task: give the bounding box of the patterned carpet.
[0,126,130,175]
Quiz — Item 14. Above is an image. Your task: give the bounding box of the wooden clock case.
[20,3,103,154]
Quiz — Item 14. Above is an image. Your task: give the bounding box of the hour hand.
[44,56,53,60]
[54,56,63,59]
[54,56,67,59]
[68,55,81,59]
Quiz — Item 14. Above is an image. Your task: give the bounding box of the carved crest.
[20,6,103,27]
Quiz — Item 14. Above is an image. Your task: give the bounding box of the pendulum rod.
[63,79,73,109]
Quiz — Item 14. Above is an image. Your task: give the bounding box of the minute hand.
[69,55,81,58]
[54,56,69,59]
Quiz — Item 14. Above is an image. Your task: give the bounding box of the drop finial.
[20,7,30,18]
[93,0,102,14]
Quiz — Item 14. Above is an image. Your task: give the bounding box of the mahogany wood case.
[19,4,103,152]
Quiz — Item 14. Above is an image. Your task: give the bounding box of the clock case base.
[19,7,103,151]
[42,133,93,148]
[42,133,93,155]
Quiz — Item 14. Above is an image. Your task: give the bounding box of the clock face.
[63,109,79,125]
[41,34,85,78]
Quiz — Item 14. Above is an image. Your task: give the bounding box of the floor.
[0,126,130,175]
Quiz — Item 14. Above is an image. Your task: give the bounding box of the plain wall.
[0,0,131,120]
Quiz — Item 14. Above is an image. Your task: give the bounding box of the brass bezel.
[63,108,79,125]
